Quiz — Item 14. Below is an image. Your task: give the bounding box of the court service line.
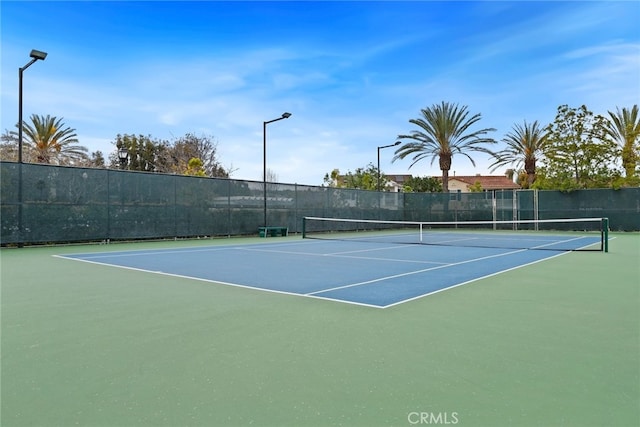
[59,246,234,259]
[306,248,529,295]
[383,250,571,308]
[324,253,448,265]
[238,243,407,256]
[237,245,447,265]
[57,239,323,260]
[531,235,593,250]
[381,236,609,308]
[55,253,385,309]
[324,245,415,256]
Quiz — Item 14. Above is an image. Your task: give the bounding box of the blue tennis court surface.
[57,235,601,308]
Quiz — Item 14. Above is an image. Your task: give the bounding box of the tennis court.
[57,221,605,308]
[1,229,638,426]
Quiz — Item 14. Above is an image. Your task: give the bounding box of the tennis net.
[302,216,609,252]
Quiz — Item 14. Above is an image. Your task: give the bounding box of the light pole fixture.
[377,141,401,192]
[118,147,129,169]
[263,112,292,228]
[18,49,48,163]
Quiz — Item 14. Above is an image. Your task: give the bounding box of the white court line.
[307,248,529,296]
[531,235,596,250]
[425,234,598,246]
[382,250,571,309]
[239,242,408,256]
[54,253,385,309]
[54,235,610,309]
[324,245,413,256]
[60,246,233,259]
[324,254,448,265]
[58,239,323,260]
[381,235,609,308]
[238,245,448,265]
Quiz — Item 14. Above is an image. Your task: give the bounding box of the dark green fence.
[1,162,638,245]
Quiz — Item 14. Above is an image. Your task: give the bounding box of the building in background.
[385,174,413,192]
[447,175,520,193]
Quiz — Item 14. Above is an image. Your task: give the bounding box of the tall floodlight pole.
[377,141,400,192]
[263,112,291,228]
[17,49,47,248]
[18,49,47,163]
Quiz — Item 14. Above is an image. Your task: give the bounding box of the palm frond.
[18,114,87,164]
[605,105,640,178]
[394,101,496,172]
[488,120,547,173]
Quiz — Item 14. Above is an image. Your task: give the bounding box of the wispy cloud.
[2,1,638,185]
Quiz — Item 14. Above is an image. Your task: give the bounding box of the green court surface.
[1,234,639,427]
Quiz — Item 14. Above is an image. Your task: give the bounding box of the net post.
[533,189,539,231]
[302,216,306,239]
[602,217,609,253]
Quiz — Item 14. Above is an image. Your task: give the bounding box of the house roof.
[386,174,413,184]
[449,175,520,190]
[335,174,413,185]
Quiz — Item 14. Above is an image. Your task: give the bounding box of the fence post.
[106,169,111,242]
[17,163,24,247]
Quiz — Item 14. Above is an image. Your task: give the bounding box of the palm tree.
[489,120,548,188]
[392,102,496,192]
[8,114,88,164]
[604,105,639,179]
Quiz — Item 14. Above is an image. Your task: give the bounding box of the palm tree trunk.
[524,158,536,188]
[439,153,452,193]
[37,153,49,163]
[441,169,449,192]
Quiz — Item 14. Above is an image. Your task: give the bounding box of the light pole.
[377,141,400,192]
[17,49,47,248]
[18,49,47,163]
[263,112,291,228]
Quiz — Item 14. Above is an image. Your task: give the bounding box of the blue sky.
[2,1,639,185]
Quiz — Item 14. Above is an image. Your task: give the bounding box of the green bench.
[258,226,288,237]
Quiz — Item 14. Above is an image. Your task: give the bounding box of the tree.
[70,150,107,168]
[0,133,18,160]
[156,133,229,177]
[393,101,496,192]
[110,134,167,171]
[343,164,376,190]
[515,170,529,187]
[489,120,548,188]
[402,176,442,192]
[505,169,515,181]
[90,151,106,168]
[468,181,483,192]
[266,168,279,183]
[1,114,88,165]
[323,169,340,187]
[112,133,230,177]
[604,105,639,182]
[323,163,386,190]
[536,105,620,190]
[184,158,206,177]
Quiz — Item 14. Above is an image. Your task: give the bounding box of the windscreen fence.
[1,162,638,245]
